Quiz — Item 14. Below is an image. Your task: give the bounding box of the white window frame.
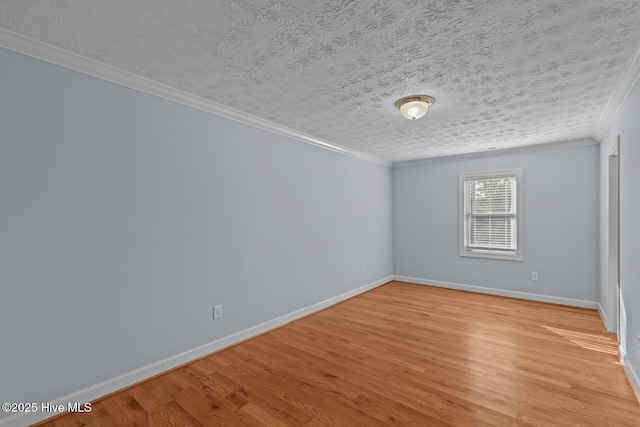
[459,168,523,261]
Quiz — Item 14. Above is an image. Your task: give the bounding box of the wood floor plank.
[33,281,640,426]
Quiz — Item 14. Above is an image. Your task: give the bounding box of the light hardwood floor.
[35,281,640,426]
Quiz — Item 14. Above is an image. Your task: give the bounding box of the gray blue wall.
[393,144,600,303]
[2,40,638,420]
[0,47,393,415]
[600,78,640,390]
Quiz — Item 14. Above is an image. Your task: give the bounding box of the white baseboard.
[598,303,608,327]
[622,354,640,405]
[0,276,393,427]
[393,276,599,309]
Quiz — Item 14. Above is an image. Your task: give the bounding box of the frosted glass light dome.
[395,95,435,120]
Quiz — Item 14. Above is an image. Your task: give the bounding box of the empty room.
[1,1,640,426]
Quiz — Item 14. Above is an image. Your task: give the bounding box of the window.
[459,168,523,261]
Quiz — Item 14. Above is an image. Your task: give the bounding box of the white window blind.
[459,169,523,261]
[464,177,516,251]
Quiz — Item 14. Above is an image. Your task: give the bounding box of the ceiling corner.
[0,27,391,169]
[592,38,640,141]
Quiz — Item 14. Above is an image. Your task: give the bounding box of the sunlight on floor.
[542,325,619,355]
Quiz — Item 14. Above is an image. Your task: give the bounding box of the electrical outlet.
[362,266,366,275]
[531,272,538,281]
[213,305,222,319]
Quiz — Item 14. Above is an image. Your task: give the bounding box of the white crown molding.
[0,276,394,427]
[393,137,599,168]
[0,28,391,168]
[394,276,599,309]
[593,38,640,141]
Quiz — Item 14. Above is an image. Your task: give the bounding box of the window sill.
[459,249,523,261]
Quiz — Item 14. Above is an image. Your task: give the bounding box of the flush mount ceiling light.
[395,95,435,120]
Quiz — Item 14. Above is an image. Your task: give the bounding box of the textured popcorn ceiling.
[1,1,640,162]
